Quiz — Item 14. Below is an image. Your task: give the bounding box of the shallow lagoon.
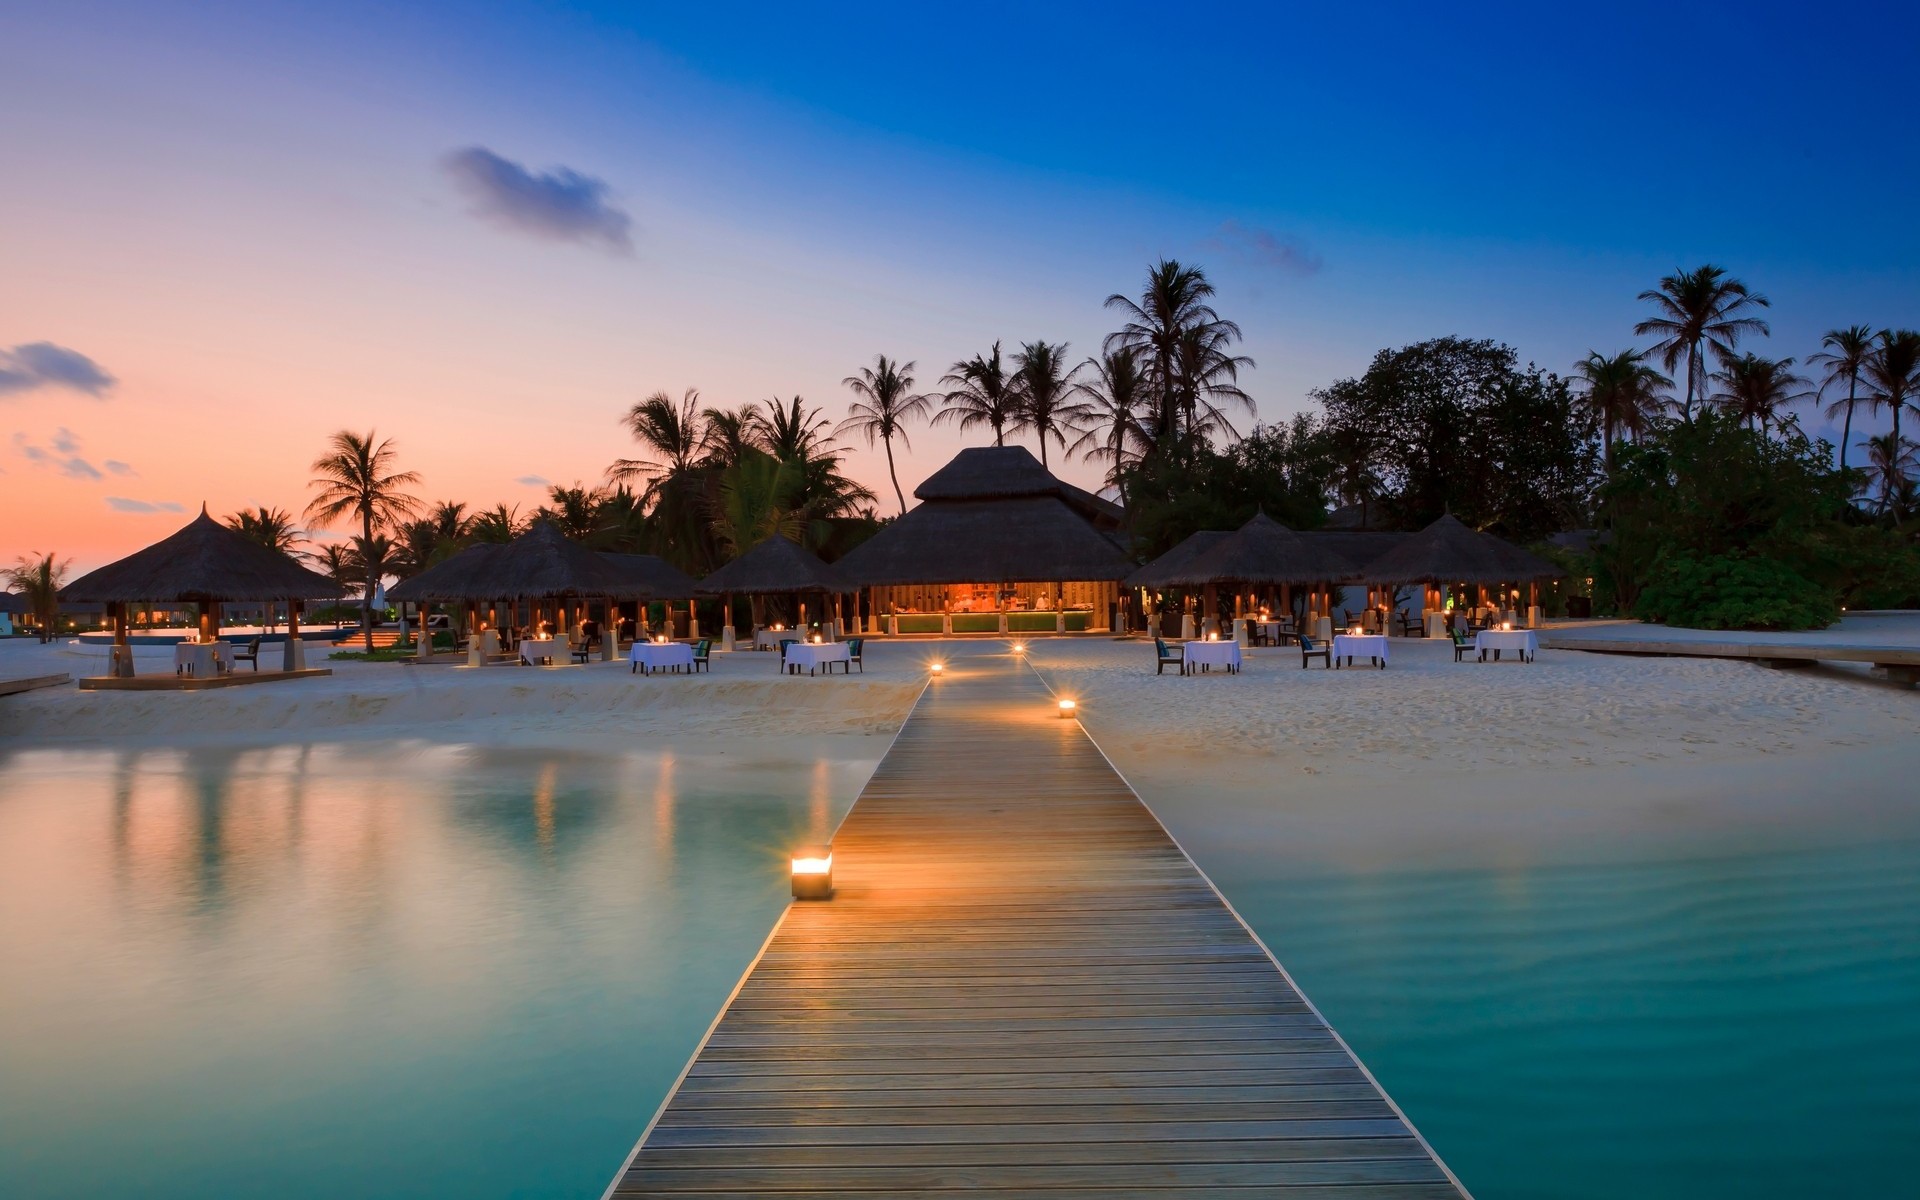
[0,741,868,1200]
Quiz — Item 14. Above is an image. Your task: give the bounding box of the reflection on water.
[0,741,869,1200]
[1219,841,1920,1199]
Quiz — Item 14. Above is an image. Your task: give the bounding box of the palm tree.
[1861,432,1919,516]
[469,503,523,544]
[757,395,833,461]
[609,388,708,494]
[1008,340,1090,470]
[306,543,358,591]
[1810,325,1875,473]
[540,483,611,544]
[1104,260,1250,452]
[935,342,1019,447]
[224,506,302,556]
[305,430,422,650]
[1573,350,1672,473]
[1633,265,1771,420]
[1069,346,1150,504]
[1710,354,1809,435]
[345,534,398,631]
[711,451,808,558]
[4,552,70,643]
[837,355,932,516]
[701,404,762,469]
[1170,323,1256,443]
[1863,328,1920,448]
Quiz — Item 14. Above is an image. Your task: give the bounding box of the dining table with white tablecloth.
[519,637,568,665]
[628,640,696,674]
[783,641,850,675]
[1473,629,1538,662]
[1331,633,1389,668]
[754,629,801,651]
[173,640,233,676]
[1182,639,1242,673]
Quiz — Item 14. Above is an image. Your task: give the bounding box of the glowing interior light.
[930,661,944,674]
[1058,698,1077,717]
[790,845,833,900]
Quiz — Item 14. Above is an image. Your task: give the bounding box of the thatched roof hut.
[835,447,1133,587]
[697,536,848,596]
[600,553,700,600]
[1362,513,1559,585]
[1127,514,1357,588]
[0,591,30,615]
[1303,531,1411,576]
[1122,530,1228,589]
[386,522,655,603]
[61,508,344,603]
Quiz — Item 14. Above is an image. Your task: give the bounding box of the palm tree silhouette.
[1104,260,1250,453]
[305,430,421,650]
[935,342,1019,447]
[1863,329,1920,448]
[837,355,932,516]
[1009,340,1090,470]
[1573,350,1671,474]
[1709,354,1810,435]
[1633,266,1771,420]
[1810,325,1875,472]
[4,552,71,643]
[1860,432,1919,516]
[1069,346,1150,506]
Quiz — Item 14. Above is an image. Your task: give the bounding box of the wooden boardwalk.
[606,651,1468,1198]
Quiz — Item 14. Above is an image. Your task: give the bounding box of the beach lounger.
[1154,637,1185,675]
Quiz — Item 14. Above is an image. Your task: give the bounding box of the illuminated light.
[1011,641,1026,655]
[655,634,667,644]
[929,661,944,675]
[1058,698,1077,718]
[791,845,833,900]
[810,634,822,644]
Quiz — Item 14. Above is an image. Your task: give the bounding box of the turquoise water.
[0,742,865,1200]
[1216,842,1920,1198]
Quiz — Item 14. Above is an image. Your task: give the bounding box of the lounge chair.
[846,638,864,673]
[691,639,711,673]
[1299,635,1330,669]
[1451,628,1474,662]
[1154,637,1185,675]
[234,637,262,672]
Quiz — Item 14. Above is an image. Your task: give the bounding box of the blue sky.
[5,1,1918,563]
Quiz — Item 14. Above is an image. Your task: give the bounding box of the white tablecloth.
[754,629,800,650]
[629,641,696,673]
[173,641,233,675]
[1182,640,1242,671]
[1332,634,1389,665]
[519,638,568,665]
[785,642,850,674]
[1474,629,1538,660]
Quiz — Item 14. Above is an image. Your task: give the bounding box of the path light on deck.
[1010,641,1026,655]
[790,845,833,900]
[1057,697,1077,719]
[929,660,944,675]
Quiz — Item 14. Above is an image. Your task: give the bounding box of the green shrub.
[1634,552,1838,631]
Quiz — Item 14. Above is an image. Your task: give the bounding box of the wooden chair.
[571,634,599,664]
[1451,628,1474,662]
[846,638,864,673]
[777,638,799,674]
[234,637,262,672]
[1154,637,1185,675]
[1299,635,1331,669]
[1396,609,1425,638]
[691,639,711,673]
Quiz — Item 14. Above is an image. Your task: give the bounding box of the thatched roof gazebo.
[696,535,851,642]
[60,506,345,681]
[1126,513,1358,638]
[1362,513,1561,625]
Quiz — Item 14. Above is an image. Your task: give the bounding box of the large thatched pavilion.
[1364,513,1561,631]
[835,446,1132,634]
[1128,513,1359,639]
[60,506,345,684]
[387,522,695,661]
[696,535,853,647]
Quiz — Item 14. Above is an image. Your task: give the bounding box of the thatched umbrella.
[1362,513,1560,621]
[387,522,673,655]
[1127,513,1357,636]
[61,506,345,676]
[697,535,851,642]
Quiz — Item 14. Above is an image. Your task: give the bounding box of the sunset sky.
[6,1,1918,571]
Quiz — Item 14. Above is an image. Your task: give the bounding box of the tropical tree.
[224,506,302,556]
[306,543,358,592]
[1008,340,1090,470]
[757,395,832,461]
[1633,265,1771,420]
[469,503,524,545]
[1810,325,1875,473]
[935,342,1019,447]
[4,552,70,643]
[1170,323,1256,443]
[701,404,762,469]
[539,483,612,545]
[1860,433,1920,517]
[1069,346,1151,505]
[837,355,932,516]
[1104,260,1251,454]
[304,430,422,650]
[608,388,712,567]
[1573,350,1671,474]
[1709,354,1810,435]
[710,451,808,558]
[344,535,398,627]
[1862,328,1920,448]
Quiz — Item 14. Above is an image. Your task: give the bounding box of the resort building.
[835,446,1132,634]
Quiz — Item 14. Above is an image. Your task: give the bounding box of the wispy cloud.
[515,474,551,487]
[105,460,135,476]
[1205,220,1323,277]
[443,146,634,254]
[13,429,119,481]
[106,497,185,514]
[61,457,104,481]
[51,427,80,454]
[0,342,117,398]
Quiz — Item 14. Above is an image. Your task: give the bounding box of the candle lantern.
[790,845,833,900]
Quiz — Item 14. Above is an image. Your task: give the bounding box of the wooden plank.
[604,652,1469,1198]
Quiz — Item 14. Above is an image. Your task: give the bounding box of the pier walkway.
[605,651,1468,1198]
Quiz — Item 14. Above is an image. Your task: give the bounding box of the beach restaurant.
[834,446,1132,635]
